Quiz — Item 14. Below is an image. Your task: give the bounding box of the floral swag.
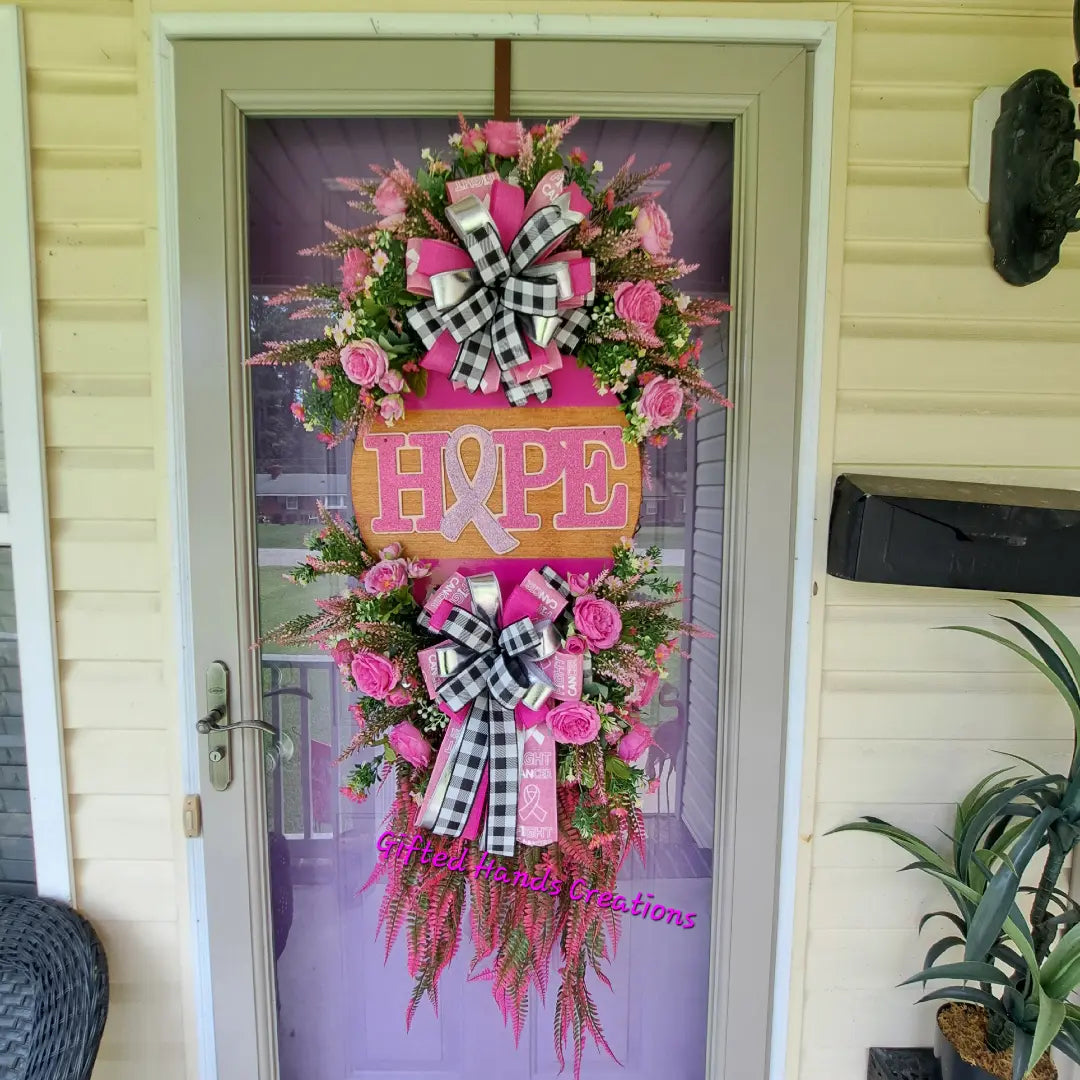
[256,116,727,1076]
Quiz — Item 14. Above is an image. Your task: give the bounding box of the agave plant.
[833,601,1080,1080]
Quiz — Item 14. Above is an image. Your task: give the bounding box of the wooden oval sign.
[351,407,642,560]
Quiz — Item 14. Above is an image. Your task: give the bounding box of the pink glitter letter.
[554,426,629,530]
[493,428,567,531]
[364,431,447,533]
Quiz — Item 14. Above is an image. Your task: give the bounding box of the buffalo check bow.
[419,570,566,856]
[406,192,593,406]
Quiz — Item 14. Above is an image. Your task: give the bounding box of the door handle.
[197,661,295,792]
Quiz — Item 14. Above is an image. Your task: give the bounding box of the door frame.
[153,12,840,1080]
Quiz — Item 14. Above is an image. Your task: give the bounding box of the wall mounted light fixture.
[989,0,1080,285]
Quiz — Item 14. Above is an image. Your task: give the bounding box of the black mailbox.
[827,474,1080,596]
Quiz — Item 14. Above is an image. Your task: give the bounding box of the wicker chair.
[0,896,109,1080]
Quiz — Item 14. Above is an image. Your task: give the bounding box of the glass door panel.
[247,115,732,1080]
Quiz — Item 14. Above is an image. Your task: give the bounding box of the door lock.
[197,661,296,792]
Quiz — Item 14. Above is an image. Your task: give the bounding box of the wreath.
[250,115,730,444]
[256,116,728,1076]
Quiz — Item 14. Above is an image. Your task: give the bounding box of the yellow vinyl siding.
[11,1,1080,1078]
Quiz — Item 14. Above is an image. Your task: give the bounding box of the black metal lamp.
[989,0,1080,285]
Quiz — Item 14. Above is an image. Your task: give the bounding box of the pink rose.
[379,543,402,559]
[331,640,354,667]
[351,651,399,700]
[567,572,590,596]
[616,721,654,763]
[613,280,662,332]
[637,376,685,431]
[363,559,408,595]
[341,339,388,388]
[407,559,431,579]
[563,635,587,656]
[379,393,404,424]
[388,721,431,768]
[379,369,405,394]
[627,670,660,708]
[340,246,370,298]
[373,177,407,221]
[548,700,602,746]
[462,127,486,153]
[386,687,413,708]
[573,595,623,652]
[483,119,524,157]
[635,200,673,256]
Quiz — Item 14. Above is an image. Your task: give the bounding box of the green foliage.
[832,603,1080,1078]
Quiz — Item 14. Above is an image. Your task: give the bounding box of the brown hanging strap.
[493,39,511,120]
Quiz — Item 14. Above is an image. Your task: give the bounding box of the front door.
[173,36,806,1080]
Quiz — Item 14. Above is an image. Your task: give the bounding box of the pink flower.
[483,119,524,157]
[315,371,332,391]
[563,635,587,656]
[340,247,370,298]
[350,651,399,700]
[340,785,367,805]
[407,559,431,579]
[635,200,674,256]
[316,432,334,445]
[616,721,654,763]
[290,401,305,422]
[373,177,406,221]
[462,127,486,153]
[655,641,675,664]
[379,393,405,425]
[627,669,660,708]
[548,700,602,745]
[573,595,623,652]
[637,376,685,431]
[341,339,388,388]
[363,558,408,595]
[569,146,587,166]
[529,123,547,138]
[613,280,662,333]
[386,687,413,708]
[567,571,590,596]
[646,777,661,795]
[330,640,354,667]
[349,703,365,730]
[388,721,432,768]
[379,369,405,394]
[379,543,402,559]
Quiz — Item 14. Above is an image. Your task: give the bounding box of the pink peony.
[567,571,590,596]
[340,246,370,298]
[341,339,388,388]
[363,559,408,595]
[613,280,662,332]
[616,721,655,763]
[483,119,524,157]
[388,720,431,768]
[573,595,623,652]
[379,369,405,394]
[351,651,399,700]
[331,640,354,667]
[373,177,407,221]
[635,200,674,256]
[563,635,587,656]
[637,376,685,431]
[548,700,602,746]
[627,669,660,708]
[379,393,405,424]
[386,687,413,708]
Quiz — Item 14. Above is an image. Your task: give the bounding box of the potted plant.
[833,602,1080,1080]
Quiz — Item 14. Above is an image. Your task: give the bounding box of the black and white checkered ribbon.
[419,569,567,856]
[406,192,593,407]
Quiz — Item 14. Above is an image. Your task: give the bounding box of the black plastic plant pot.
[934,1027,997,1080]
